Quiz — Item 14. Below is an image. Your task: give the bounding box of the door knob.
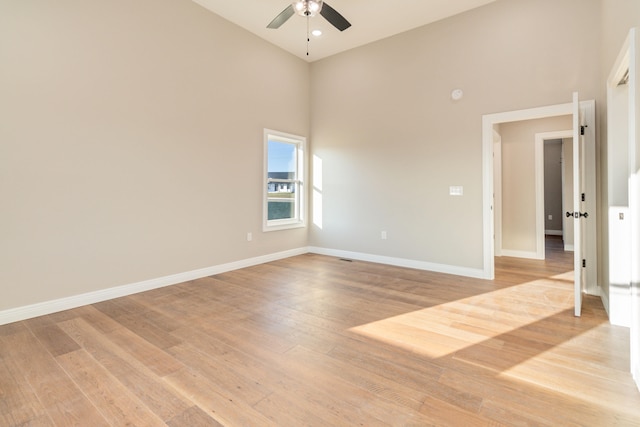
[566,211,588,218]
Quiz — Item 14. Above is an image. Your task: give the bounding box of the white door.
[572,92,586,316]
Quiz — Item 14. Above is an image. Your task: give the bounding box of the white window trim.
[263,129,307,232]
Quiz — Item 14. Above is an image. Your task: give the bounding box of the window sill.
[263,221,306,232]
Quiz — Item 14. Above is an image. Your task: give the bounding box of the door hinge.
[580,125,587,135]
[581,193,585,202]
[582,259,586,268]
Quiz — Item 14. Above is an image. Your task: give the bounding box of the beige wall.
[0,0,309,311]
[601,0,640,74]
[3,0,640,319]
[309,0,600,269]
[499,116,572,254]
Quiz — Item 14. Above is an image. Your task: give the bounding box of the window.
[263,129,306,231]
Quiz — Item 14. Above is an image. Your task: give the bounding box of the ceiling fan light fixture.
[293,0,323,17]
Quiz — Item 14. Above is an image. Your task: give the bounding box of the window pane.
[264,129,305,231]
[267,182,296,220]
[268,141,296,176]
[267,140,297,221]
[268,198,295,220]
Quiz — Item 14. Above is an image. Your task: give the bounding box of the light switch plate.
[449,186,463,196]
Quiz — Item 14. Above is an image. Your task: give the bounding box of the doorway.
[492,120,572,261]
[540,133,575,253]
[481,98,598,299]
[544,139,564,240]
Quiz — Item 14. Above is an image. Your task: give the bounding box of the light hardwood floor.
[1,236,639,426]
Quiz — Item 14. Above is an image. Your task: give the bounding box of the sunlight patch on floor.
[497,324,639,418]
[349,276,574,359]
[551,270,574,282]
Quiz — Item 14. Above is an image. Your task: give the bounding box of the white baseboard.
[545,230,563,236]
[308,246,486,279]
[0,245,491,326]
[564,244,574,251]
[500,249,543,260]
[0,247,308,326]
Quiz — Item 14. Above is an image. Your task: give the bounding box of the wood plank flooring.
[1,236,639,426]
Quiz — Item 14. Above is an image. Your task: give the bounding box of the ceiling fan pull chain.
[306,16,310,56]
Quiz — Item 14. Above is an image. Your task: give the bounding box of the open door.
[571,92,586,316]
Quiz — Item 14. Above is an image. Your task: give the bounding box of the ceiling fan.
[267,1,351,32]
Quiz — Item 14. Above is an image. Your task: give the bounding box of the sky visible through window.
[268,140,295,173]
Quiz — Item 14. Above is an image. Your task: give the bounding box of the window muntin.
[264,129,306,231]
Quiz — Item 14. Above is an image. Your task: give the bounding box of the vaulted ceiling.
[192,0,497,61]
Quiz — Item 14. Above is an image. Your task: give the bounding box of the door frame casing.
[483,102,573,279]
[493,130,503,257]
[482,99,597,296]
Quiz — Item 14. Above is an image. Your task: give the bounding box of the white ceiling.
[192,0,497,62]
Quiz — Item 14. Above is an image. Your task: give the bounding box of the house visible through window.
[264,129,306,231]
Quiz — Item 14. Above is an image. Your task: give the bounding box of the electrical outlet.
[548,215,553,220]
[381,231,387,240]
[247,232,252,242]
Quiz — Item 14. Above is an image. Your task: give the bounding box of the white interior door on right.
[571,92,585,317]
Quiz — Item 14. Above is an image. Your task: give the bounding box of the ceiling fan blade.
[267,5,295,29]
[320,2,351,31]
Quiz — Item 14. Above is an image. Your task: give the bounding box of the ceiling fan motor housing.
[293,0,324,17]
[267,1,350,33]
